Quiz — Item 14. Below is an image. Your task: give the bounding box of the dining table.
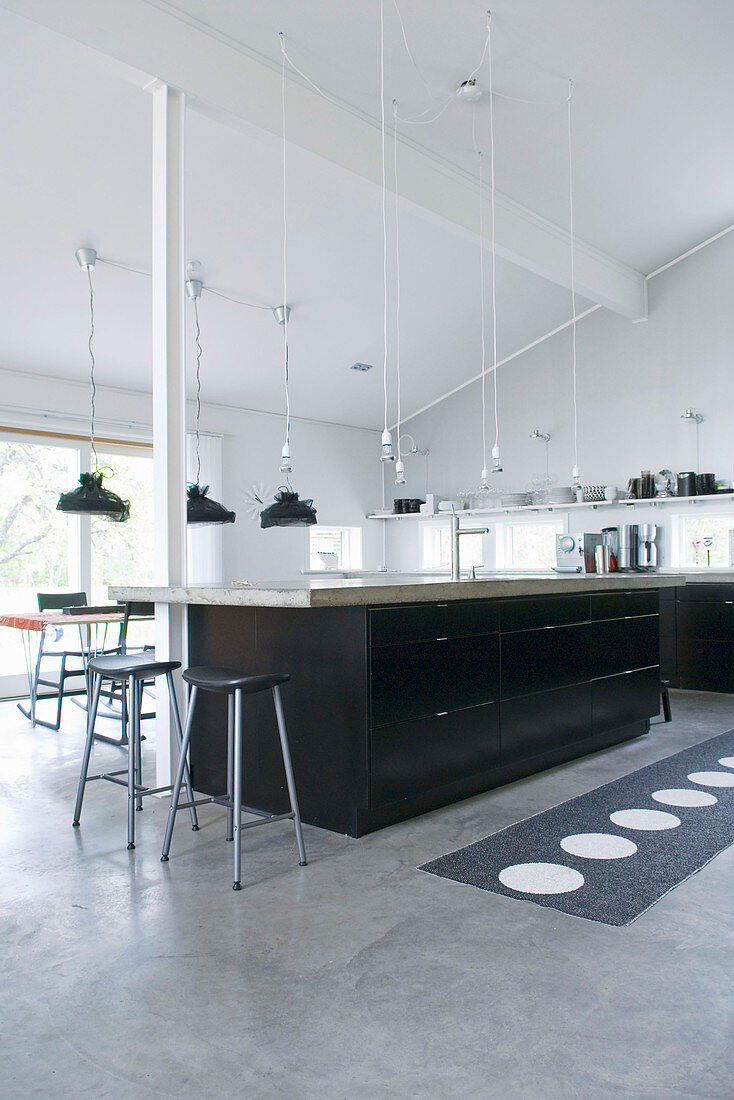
[0,608,126,738]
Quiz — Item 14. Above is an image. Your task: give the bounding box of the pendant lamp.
[260,36,317,530]
[185,279,236,525]
[57,249,131,522]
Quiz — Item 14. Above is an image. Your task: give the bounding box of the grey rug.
[419,730,734,925]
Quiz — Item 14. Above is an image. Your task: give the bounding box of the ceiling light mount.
[185,279,202,300]
[75,248,97,272]
[457,78,483,103]
[273,304,290,326]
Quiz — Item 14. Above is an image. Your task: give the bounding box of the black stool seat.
[182,666,290,694]
[88,653,181,680]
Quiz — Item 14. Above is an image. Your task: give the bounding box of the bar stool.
[161,667,307,890]
[73,653,199,849]
[661,679,673,723]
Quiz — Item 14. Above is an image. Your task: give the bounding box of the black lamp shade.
[187,483,236,526]
[260,489,317,528]
[57,471,131,522]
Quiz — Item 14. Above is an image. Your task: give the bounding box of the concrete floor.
[2,691,734,1099]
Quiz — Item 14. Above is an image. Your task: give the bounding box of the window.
[495,519,564,571]
[421,523,484,572]
[308,526,363,571]
[90,447,155,603]
[672,513,734,568]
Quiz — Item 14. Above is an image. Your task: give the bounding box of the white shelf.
[367,493,734,521]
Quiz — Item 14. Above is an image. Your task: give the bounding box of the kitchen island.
[113,575,681,836]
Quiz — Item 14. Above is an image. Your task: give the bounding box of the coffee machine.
[615,524,658,571]
[637,524,659,571]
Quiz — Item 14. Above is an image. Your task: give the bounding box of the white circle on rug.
[652,788,718,808]
[717,757,734,769]
[610,809,681,831]
[560,833,638,860]
[687,771,734,788]
[498,862,584,895]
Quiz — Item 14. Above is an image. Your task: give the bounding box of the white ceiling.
[0,2,731,430]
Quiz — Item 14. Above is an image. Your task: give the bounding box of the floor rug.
[419,730,734,925]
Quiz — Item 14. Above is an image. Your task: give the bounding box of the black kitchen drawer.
[501,682,592,764]
[371,702,500,806]
[370,634,499,727]
[678,640,734,693]
[590,615,659,678]
[677,601,734,641]
[677,584,734,602]
[369,600,498,647]
[590,590,659,621]
[498,594,589,632]
[500,622,591,699]
[592,667,660,734]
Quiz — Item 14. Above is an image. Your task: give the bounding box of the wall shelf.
[367,492,734,521]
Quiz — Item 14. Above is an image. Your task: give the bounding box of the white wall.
[0,368,383,582]
[386,229,734,570]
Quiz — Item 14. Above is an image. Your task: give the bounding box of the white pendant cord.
[380,0,389,439]
[392,100,403,465]
[487,12,500,469]
[192,295,202,486]
[86,267,98,471]
[477,145,488,482]
[567,79,579,484]
[279,35,292,485]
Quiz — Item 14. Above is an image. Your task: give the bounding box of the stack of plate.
[547,486,577,504]
[501,492,531,507]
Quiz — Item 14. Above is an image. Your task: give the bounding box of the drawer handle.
[436,711,448,717]
[726,601,734,605]
[436,636,448,641]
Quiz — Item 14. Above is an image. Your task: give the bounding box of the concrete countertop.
[111,572,685,609]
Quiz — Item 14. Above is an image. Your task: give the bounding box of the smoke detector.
[456,79,482,103]
[350,362,373,372]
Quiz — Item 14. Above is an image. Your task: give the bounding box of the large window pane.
[0,438,79,676]
[90,449,154,605]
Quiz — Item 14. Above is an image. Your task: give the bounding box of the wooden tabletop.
[0,611,125,632]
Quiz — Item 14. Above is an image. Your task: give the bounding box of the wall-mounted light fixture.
[681,407,704,471]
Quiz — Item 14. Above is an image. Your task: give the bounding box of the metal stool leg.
[134,679,144,811]
[232,688,243,890]
[226,692,234,842]
[165,672,199,831]
[72,672,103,826]
[272,685,307,866]
[127,674,139,849]
[161,685,199,861]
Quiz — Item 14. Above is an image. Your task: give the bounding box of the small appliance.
[637,524,659,571]
[617,524,638,572]
[555,532,604,573]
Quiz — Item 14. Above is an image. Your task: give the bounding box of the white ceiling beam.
[3,0,647,319]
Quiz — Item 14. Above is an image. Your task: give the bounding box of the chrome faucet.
[450,505,489,581]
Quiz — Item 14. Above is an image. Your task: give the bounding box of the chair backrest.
[116,600,155,650]
[37,591,87,612]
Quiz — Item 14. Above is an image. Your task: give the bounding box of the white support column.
[151,81,187,788]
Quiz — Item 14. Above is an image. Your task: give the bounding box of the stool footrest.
[87,769,128,782]
[239,811,295,831]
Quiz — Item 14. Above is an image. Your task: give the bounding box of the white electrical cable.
[391,0,436,103]
[567,79,579,483]
[380,0,389,439]
[393,100,403,468]
[477,145,488,481]
[280,35,291,479]
[487,12,500,462]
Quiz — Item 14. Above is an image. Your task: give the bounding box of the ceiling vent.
[350,362,373,372]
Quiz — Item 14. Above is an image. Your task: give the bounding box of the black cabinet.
[370,600,499,646]
[501,683,592,763]
[590,615,659,678]
[371,703,500,806]
[675,583,734,692]
[592,667,661,733]
[370,633,499,726]
[500,623,591,698]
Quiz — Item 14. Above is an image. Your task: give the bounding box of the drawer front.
[500,623,591,699]
[590,590,659,621]
[370,634,499,727]
[678,640,734,693]
[659,593,677,637]
[592,667,661,734]
[371,702,500,806]
[369,601,498,647]
[677,601,734,641]
[498,594,589,632]
[501,683,592,765]
[677,584,734,602]
[590,615,659,678]
[659,634,677,681]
